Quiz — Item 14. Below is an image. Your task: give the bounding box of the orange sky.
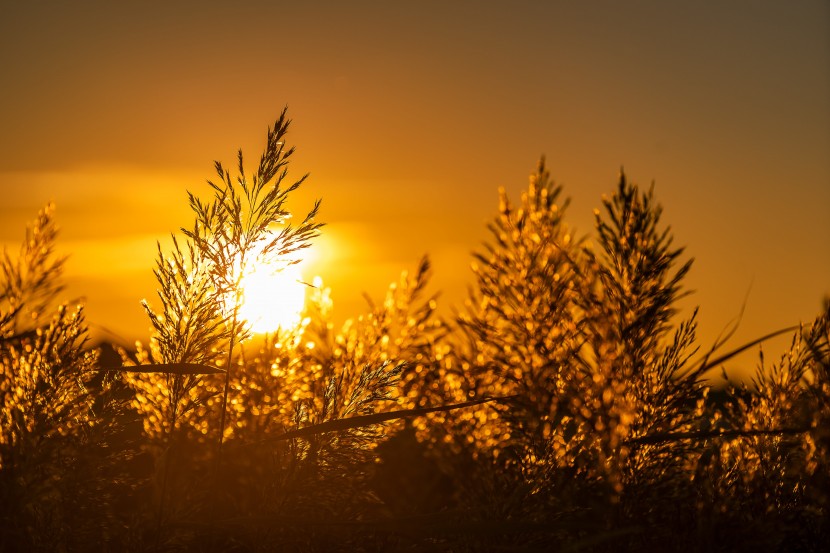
[2,1,829,380]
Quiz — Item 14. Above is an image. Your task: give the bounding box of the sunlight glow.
[237,261,306,334]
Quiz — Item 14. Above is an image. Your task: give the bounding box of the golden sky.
[2,1,829,378]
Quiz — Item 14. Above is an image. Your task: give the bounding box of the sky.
[1,1,828,380]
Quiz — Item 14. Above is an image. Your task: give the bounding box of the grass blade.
[629,425,814,446]
[102,362,225,375]
[679,325,798,380]
[267,395,515,442]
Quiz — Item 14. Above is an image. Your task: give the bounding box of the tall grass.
[1,114,827,551]
[1,206,130,551]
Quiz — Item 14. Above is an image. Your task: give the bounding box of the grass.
[1,112,828,552]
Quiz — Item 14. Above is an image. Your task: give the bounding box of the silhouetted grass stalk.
[217,300,241,454]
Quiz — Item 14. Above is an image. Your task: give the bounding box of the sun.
[236,261,307,334]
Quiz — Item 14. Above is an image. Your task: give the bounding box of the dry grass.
[1,117,827,552]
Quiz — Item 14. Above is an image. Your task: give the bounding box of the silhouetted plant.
[406,164,715,550]
[454,158,585,456]
[0,205,65,333]
[183,109,322,450]
[579,174,699,466]
[123,108,321,440]
[117,109,321,546]
[4,115,829,552]
[204,259,452,535]
[695,308,830,550]
[415,159,593,544]
[1,206,126,551]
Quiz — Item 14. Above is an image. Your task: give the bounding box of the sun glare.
[237,261,307,334]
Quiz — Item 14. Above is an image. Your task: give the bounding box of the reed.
[1,115,826,551]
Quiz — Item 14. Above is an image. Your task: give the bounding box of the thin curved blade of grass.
[266,395,515,442]
[101,362,226,375]
[628,425,815,446]
[679,325,798,381]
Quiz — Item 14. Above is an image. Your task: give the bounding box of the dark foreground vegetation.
[2,112,828,552]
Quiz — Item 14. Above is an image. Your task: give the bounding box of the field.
[2,113,828,552]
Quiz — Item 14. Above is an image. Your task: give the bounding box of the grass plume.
[2,115,827,551]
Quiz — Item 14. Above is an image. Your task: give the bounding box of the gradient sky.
[2,1,828,379]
